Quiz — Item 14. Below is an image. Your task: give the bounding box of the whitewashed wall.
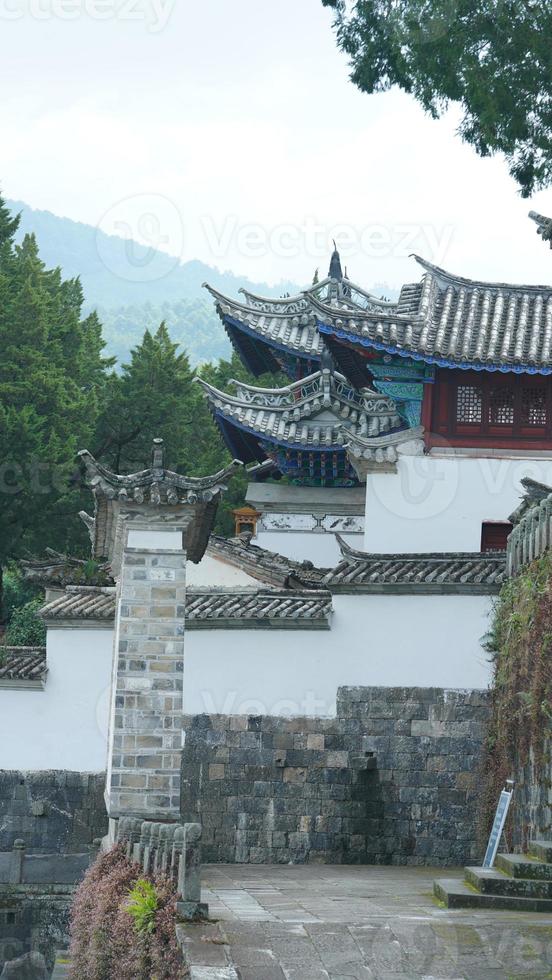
[0,628,113,771]
[0,568,494,768]
[183,593,493,718]
[254,530,360,565]
[364,454,552,553]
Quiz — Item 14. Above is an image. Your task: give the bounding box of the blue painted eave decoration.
[224,314,321,365]
[316,319,552,376]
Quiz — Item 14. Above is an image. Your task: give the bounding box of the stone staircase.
[434,840,552,912]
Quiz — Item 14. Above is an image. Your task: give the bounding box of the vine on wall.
[480,551,552,846]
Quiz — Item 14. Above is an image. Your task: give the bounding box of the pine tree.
[0,196,111,616]
[94,323,207,475]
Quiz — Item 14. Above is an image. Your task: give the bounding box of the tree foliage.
[0,198,113,582]
[0,195,287,614]
[322,0,552,196]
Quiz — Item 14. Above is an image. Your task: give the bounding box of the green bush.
[2,567,41,623]
[5,598,46,646]
[126,879,158,936]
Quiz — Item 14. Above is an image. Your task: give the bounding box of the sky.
[1,0,552,291]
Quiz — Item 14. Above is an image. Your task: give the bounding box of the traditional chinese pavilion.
[200,234,552,561]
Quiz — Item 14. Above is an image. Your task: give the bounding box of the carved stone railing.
[507,492,552,578]
[115,819,208,921]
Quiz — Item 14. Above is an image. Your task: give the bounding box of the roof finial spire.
[152,437,165,472]
[329,240,343,281]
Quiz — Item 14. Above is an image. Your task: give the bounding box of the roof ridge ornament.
[529,210,552,248]
[77,443,243,570]
[329,240,343,282]
[151,437,165,472]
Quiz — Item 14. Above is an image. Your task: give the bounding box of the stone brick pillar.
[106,525,189,822]
[77,439,241,827]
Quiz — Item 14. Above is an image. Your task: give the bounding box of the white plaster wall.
[254,531,361,566]
[1,590,493,770]
[187,553,260,587]
[183,593,493,718]
[127,529,182,549]
[0,629,113,771]
[365,454,552,553]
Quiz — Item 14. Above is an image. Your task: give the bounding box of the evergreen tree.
[0,196,112,615]
[95,323,210,475]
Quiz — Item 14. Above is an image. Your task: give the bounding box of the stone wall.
[512,740,552,850]
[181,686,489,866]
[0,772,107,853]
[0,884,71,975]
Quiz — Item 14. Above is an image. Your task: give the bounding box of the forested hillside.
[8,199,399,366]
[0,195,285,625]
[96,299,231,367]
[7,199,301,366]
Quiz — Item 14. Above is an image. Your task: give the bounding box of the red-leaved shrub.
[69,843,187,980]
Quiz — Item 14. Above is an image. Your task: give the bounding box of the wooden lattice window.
[521,386,547,426]
[430,370,552,448]
[456,385,482,424]
[488,385,515,425]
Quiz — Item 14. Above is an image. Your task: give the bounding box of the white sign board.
[483,785,514,868]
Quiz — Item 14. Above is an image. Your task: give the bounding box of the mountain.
[7,199,299,307]
[6,199,398,367]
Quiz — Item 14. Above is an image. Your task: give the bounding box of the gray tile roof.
[38,581,332,630]
[210,534,506,595]
[186,589,332,629]
[292,536,506,594]
[79,438,242,568]
[209,252,552,373]
[313,256,552,372]
[205,277,403,362]
[197,369,404,450]
[40,587,117,623]
[0,648,47,686]
[205,283,324,360]
[207,534,314,586]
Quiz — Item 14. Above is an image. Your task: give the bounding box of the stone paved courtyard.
[177,864,552,979]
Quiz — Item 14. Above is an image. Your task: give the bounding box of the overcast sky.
[1,0,552,291]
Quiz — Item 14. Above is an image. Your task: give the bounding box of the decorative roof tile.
[0,648,47,687]
[205,274,401,373]
[292,536,506,593]
[210,534,506,595]
[204,283,324,364]
[196,369,404,456]
[313,256,552,373]
[529,210,552,248]
[38,580,332,630]
[40,587,117,623]
[186,589,332,630]
[78,437,242,571]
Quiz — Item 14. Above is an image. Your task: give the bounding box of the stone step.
[434,878,552,912]
[529,840,552,863]
[495,852,552,880]
[465,866,552,899]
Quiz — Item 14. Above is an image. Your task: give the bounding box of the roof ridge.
[412,253,552,294]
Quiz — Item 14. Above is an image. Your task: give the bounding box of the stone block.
[283,768,307,785]
[208,765,225,780]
